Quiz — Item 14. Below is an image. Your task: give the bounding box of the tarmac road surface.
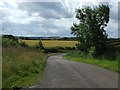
[31,54,118,88]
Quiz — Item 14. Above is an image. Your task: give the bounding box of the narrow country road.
[32,54,118,88]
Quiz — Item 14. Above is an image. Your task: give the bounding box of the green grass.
[2,38,64,88]
[64,55,119,72]
[47,53,63,57]
[2,37,72,88]
[0,37,2,89]
[2,46,47,88]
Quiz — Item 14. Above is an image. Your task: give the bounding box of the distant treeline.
[1,34,77,41]
[107,38,120,46]
[2,35,120,46]
[14,36,77,41]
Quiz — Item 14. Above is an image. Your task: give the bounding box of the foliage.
[44,47,75,53]
[2,38,19,47]
[19,41,28,47]
[64,55,119,72]
[63,37,68,40]
[36,40,44,50]
[2,47,47,88]
[3,35,18,42]
[71,5,110,57]
[2,36,28,48]
[65,46,120,72]
[2,35,47,88]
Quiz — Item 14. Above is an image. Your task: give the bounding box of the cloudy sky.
[0,0,119,38]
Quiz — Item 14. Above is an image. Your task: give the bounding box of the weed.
[2,47,47,88]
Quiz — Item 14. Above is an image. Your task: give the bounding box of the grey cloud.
[2,19,72,36]
[40,19,60,29]
[98,2,118,21]
[118,1,120,38]
[1,1,118,38]
[17,2,73,19]
[109,3,118,20]
[106,31,118,38]
[2,21,38,35]
[37,19,72,36]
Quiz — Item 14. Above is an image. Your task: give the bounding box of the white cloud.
[1,1,45,24]
[31,12,39,17]
[6,16,44,24]
[54,17,78,30]
[105,19,118,38]
[49,29,58,34]
[61,0,119,38]
[0,0,119,37]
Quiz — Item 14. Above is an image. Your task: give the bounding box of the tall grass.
[0,58,1,88]
[2,46,47,88]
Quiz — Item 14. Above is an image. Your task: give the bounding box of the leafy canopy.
[71,4,110,56]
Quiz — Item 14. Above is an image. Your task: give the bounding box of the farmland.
[19,40,78,47]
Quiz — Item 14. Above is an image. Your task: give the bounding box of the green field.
[20,40,78,47]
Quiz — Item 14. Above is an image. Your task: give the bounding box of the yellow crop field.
[19,40,78,47]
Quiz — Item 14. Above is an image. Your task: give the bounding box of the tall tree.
[71,5,110,56]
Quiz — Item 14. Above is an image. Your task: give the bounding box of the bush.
[3,35,18,42]
[44,47,59,53]
[55,46,65,50]
[2,46,47,88]
[2,38,19,47]
[2,37,29,48]
[67,45,119,61]
[19,42,28,47]
[44,46,76,53]
[91,44,118,60]
[65,47,75,50]
[66,50,88,58]
[35,40,44,50]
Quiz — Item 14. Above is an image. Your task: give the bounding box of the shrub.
[35,40,44,50]
[2,37,29,48]
[91,44,118,60]
[65,47,75,50]
[55,46,65,50]
[44,47,59,53]
[44,46,75,53]
[2,38,19,47]
[2,46,47,88]
[67,45,119,61]
[3,35,18,42]
[19,42,28,47]
[66,50,87,58]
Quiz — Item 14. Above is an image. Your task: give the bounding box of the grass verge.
[47,53,63,57]
[64,55,119,72]
[2,46,47,88]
